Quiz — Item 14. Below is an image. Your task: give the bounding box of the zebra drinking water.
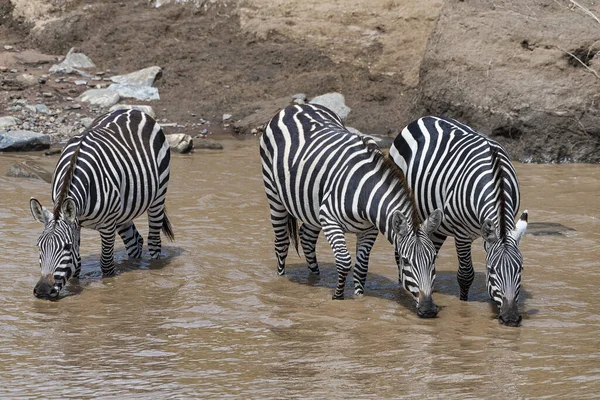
[30,109,174,300]
[389,116,528,326]
[260,104,443,317]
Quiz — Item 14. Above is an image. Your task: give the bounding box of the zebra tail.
[288,215,300,256]
[161,210,175,242]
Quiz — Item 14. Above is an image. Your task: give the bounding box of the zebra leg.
[73,235,82,278]
[321,219,352,300]
[99,225,117,276]
[117,221,144,259]
[299,223,321,275]
[147,203,165,259]
[266,199,293,276]
[353,227,379,296]
[455,237,475,301]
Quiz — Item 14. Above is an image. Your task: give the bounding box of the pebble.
[222,113,232,121]
[71,104,81,109]
[42,92,53,97]
[74,80,87,85]
[38,77,47,84]
[10,69,18,73]
[4,45,14,50]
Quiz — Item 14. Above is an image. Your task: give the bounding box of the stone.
[166,133,194,154]
[78,89,120,108]
[0,130,51,151]
[44,148,62,156]
[74,80,87,85]
[193,138,224,150]
[3,45,14,51]
[309,92,351,119]
[80,117,95,128]
[110,66,162,87]
[292,93,307,101]
[232,96,292,134]
[109,104,156,118]
[222,114,232,121]
[49,47,96,74]
[107,84,159,101]
[0,116,20,130]
[15,74,38,88]
[6,161,53,182]
[35,104,50,114]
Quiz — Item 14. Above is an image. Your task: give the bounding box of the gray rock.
[292,93,307,101]
[78,89,120,108]
[0,116,20,130]
[110,66,162,87]
[0,130,51,152]
[232,96,291,135]
[166,133,194,154]
[526,222,575,237]
[81,117,95,128]
[6,161,53,182]
[49,48,96,74]
[74,80,88,85]
[222,114,232,121]
[35,104,50,114]
[21,122,30,130]
[16,74,38,87]
[109,104,156,118]
[193,138,224,150]
[107,84,159,101]
[309,92,351,119]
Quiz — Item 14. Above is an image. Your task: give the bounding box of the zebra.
[389,115,528,326]
[30,109,174,300]
[260,104,443,317]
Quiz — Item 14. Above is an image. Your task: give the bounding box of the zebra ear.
[392,210,410,238]
[510,210,528,244]
[481,219,498,244]
[61,198,77,224]
[30,197,52,224]
[422,209,443,237]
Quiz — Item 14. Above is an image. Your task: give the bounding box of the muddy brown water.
[0,139,598,398]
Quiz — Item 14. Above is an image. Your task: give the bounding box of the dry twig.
[557,46,600,79]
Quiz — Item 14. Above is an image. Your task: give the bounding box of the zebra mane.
[53,144,81,220]
[489,145,508,240]
[376,150,422,231]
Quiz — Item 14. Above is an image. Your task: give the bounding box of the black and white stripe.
[389,116,528,326]
[260,104,443,317]
[30,109,174,300]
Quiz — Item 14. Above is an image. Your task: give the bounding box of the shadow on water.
[283,263,532,317]
[57,245,185,299]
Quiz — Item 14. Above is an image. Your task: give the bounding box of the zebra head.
[482,210,528,327]
[30,197,81,301]
[393,208,443,318]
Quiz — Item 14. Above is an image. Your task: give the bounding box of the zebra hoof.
[308,267,320,275]
[332,293,344,300]
[353,291,364,298]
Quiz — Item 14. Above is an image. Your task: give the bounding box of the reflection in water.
[0,141,598,398]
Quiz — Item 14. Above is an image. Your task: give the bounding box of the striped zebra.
[389,116,528,326]
[260,104,443,317]
[30,109,174,300]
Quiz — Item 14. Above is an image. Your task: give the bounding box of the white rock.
[0,130,51,151]
[107,84,160,101]
[222,114,232,121]
[0,116,20,130]
[309,92,351,119]
[49,48,96,74]
[165,133,193,154]
[109,105,156,119]
[110,66,162,87]
[78,88,120,108]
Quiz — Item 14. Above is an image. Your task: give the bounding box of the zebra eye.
[402,257,410,266]
[64,244,72,251]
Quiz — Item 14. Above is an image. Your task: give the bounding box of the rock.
[193,138,224,150]
[0,130,51,152]
[292,93,307,101]
[6,161,53,182]
[346,126,394,149]
[74,80,87,85]
[110,66,162,87]
[107,84,159,101]
[35,104,50,114]
[222,113,232,121]
[49,48,96,74]
[309,92,351,119]
[232,96,292,134]
[0,116,20,130]
[109,104,156,118]
[44,148,62,156]
[416,1,600,163]
[78,89,120,108]
[15,74,38,88]
[166,133,194,154]
[80,117,95,128]
[526,222,576,237]
[3,45,14,51]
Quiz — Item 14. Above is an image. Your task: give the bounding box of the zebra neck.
[364,181,416,244]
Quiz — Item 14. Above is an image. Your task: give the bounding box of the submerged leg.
[99,225,117,276]
[353,227,379,296]
[117,221,144,259]
[321,216,351,300]
[455,236,474,301]
[147,204,166,259]
[299,223,321,275]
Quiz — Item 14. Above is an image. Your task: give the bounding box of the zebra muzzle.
[33,276,60,300]
[498,299,521,327]
[416,292,439,318]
